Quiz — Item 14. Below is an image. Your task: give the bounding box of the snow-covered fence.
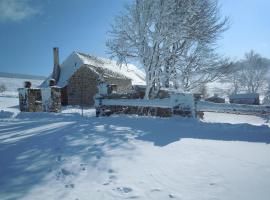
[197,101,270,115]
[95,92,195,117]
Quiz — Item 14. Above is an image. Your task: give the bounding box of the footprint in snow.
[209,182,216,186]
[108,169,115,173]
[61,168,72,176]
[56,168,73,180]
[150,188,161,192]
[116,187,133,193]
[80,163,87,171]
[109,175,117,180]
[128,195,140,199]
[65,183,75,188]
[169,194,176,198]
[103,171,117,185]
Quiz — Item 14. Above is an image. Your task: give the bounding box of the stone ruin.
[18,81,61,112]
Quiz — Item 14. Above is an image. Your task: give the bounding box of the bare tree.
[242,51,268,93]
[107,0,229,98]
[175,44,231,91]
[223,61,242,94]
[227,51,268,94]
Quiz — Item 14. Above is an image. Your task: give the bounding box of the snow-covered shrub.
[0,83,6,93]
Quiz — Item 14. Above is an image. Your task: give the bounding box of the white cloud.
[0,0,40,22]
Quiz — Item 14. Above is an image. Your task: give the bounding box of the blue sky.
[218,0,270,60]
[0,0,269,76]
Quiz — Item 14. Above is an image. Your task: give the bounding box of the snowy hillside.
[0,96,270,200]
[0,72,45,80]
[0,76,44,97]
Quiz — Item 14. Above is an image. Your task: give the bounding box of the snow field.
[0,96,270,200]
[0,77,44,97]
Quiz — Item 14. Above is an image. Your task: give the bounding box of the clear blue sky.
[0,0,269,76]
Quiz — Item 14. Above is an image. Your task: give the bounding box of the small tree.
[0,83,6,93]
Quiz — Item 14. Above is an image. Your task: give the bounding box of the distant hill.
[0,72,46,80]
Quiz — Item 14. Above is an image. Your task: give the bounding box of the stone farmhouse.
[41,48,145,106]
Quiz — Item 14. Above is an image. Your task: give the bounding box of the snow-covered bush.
[0,83,6,93]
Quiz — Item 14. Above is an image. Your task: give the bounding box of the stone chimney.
[52,47,61,83]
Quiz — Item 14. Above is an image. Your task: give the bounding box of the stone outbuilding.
[205,94,225,103]
[229,93,260,105]
[41,48,145,106]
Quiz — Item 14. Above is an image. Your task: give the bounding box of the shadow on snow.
[0,112,269,199]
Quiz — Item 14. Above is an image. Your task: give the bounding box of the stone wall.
[19,88,43,112]
[18,87,61,112]
[67,66,99,106]
[104,77,132,93]
[61,86,68,105]
[67,66,132,106]
[50,87,62,112]
[98,105,173,117]
[28,89,43,112]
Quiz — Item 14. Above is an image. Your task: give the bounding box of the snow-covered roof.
[206,96,225,100]
[41,52,145,87]
[229,93,259,99]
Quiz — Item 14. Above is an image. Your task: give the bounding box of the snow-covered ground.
[0,96,270,200]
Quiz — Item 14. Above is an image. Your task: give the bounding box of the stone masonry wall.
[18,88,61,112]
[67,66,99,106]
[67,66,132,106]
[104,77,132,93]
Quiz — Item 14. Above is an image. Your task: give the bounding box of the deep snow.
[0,96,270,200]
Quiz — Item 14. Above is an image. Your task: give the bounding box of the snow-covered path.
[0,97,270,200]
